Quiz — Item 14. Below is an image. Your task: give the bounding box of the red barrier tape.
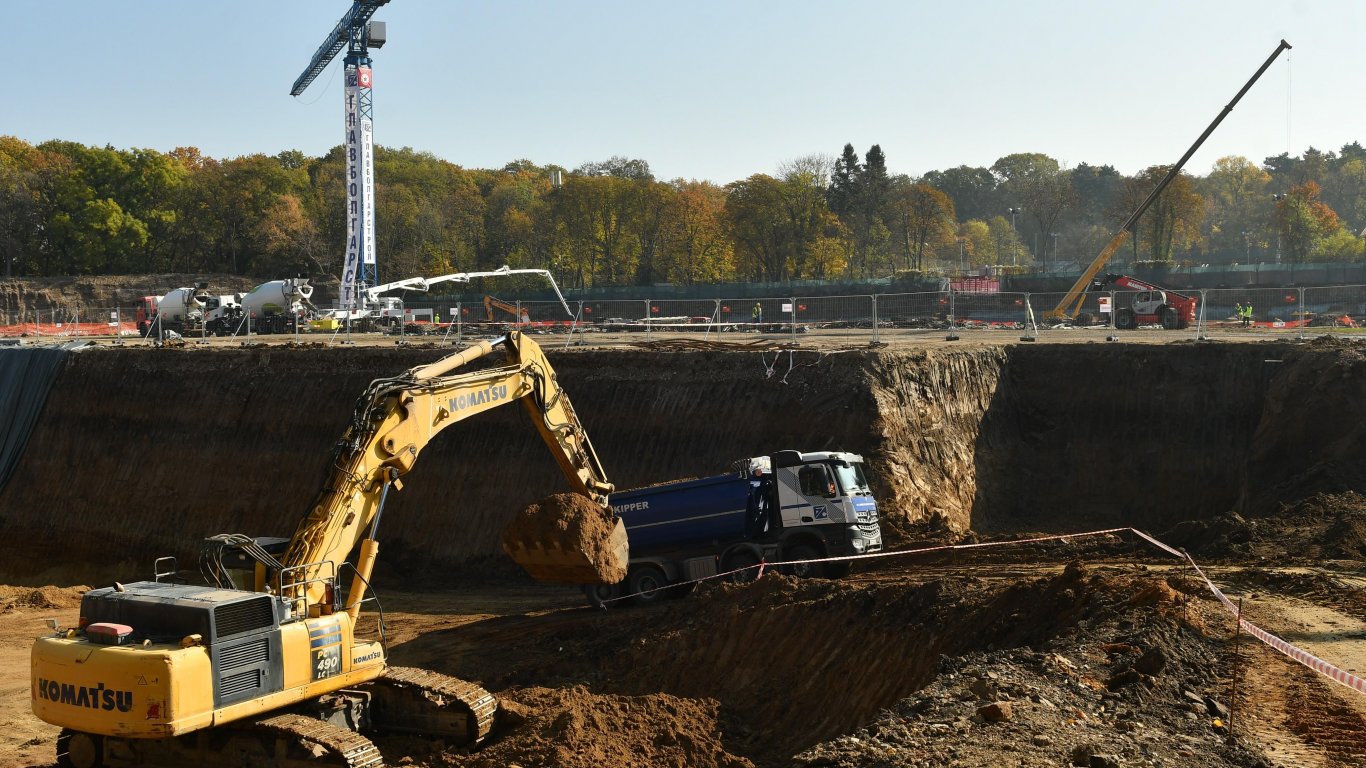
[599,525,1366,697]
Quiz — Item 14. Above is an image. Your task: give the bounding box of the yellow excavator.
[32,331,627,768]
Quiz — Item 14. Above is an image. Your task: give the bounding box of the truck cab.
[769,450,881,561]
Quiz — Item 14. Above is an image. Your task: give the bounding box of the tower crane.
[291,1,391,314]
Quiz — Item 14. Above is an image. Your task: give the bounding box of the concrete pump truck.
[31,332,627,768]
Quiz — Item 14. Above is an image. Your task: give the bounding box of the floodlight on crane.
[291,0,391,312]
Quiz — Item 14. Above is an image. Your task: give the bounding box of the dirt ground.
[3,535,1364,768]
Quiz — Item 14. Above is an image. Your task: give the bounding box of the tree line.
[1,135,1363,287]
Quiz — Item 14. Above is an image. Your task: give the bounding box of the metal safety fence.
[5,285,1366,347]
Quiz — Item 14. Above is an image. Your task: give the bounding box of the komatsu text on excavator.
[32,332,627,768]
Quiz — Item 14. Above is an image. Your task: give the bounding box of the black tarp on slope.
[0,347,69,494]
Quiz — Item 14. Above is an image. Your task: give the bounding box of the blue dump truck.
[586,450,883,606]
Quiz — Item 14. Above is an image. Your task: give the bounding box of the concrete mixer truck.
[241,278,314,333]
[134,283,211,336]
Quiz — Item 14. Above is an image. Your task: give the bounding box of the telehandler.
[32,331,627,767]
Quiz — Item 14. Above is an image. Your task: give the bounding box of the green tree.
[1200,155,1271,261]
[991,152,1075,267]
[725,174,792,282]
[920,165,999,224]
[827,143,861,218]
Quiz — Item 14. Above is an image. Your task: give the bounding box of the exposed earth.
[1,329,1365,766]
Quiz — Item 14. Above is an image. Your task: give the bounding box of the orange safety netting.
[0,322,139,338]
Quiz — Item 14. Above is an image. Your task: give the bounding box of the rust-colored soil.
[501,493,628,585]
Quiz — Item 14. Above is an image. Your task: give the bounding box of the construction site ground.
[3,332,1366,766]
[2,536,1364,768]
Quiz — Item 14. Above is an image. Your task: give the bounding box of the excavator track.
[249,713,386,767]
[367,666,498,745]
[60,713,385,768]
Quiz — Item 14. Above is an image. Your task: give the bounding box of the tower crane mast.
[291,0,391,313]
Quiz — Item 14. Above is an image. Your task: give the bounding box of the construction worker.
[1234,302,1244,324]
[1243,302,1254,327]
[752,302,763,326]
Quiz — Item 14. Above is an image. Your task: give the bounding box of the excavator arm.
[279,331,622,614]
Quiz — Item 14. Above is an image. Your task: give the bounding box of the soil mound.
[1164,492,1366,563]
[792,571,1260,768]
[399,686,751,768]
[501,493,628,584]
[0,585,88,611]
[394,564,1230,765]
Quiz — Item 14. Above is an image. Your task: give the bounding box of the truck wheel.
[1160,306,1181,330]
[583,583,620,609]
[782,543,823,578]
[627,564,670,605]
[722,550,762,583]
[1115,308,1136,330]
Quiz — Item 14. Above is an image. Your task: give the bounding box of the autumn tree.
[1276,181,1344,263]
[1200,155,1271,260]
[659,180,733,284]
[1120,166,1206,262]
[957,219,992,270]
[888,181,956,272]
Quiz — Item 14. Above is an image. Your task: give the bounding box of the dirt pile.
[1162,492,1366,563]
[791,569,1266,768]
[392,686,751,768]
[387,561,1262,766]
[0,585,87,612]
[501,493,629,584]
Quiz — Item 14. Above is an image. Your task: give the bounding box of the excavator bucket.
[502,493,629,584]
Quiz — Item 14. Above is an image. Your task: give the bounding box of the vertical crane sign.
[291,1,390,312]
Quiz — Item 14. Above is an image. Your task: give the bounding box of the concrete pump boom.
[363,265,575,317]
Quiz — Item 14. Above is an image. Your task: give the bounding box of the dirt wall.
[3,339,1364,578]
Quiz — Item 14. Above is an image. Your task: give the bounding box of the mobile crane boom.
[1050,39,1291,320]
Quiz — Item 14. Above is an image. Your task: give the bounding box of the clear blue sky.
[10,1,1362,184]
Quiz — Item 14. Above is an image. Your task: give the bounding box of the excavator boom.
[283,332,623,612]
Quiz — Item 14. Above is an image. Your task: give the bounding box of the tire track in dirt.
[1232,593,1366,767]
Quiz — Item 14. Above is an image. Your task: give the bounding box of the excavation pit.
[3,337,1365,766]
